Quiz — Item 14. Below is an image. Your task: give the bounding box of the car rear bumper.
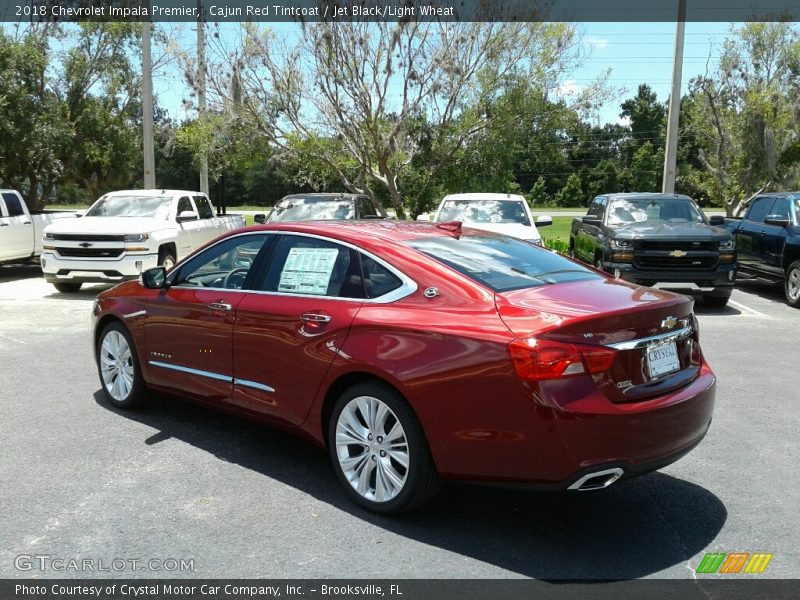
[41,251,158,284]
[606,261,736,290]
[425,363,716,487]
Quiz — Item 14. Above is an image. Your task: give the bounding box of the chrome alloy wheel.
[788,266,800,302]
[335,396,410,503]
[100,330,135,402]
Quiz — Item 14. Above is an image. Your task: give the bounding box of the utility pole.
[142,21,156,189]
[662,0,687,194]
[197,0,209,195]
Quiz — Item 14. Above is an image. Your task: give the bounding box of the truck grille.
[634,255,718,270]
[634,240,718,251]
[49,234,126,242]
[56,248,124,258]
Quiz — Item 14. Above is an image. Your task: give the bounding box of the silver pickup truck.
[41,189,245,293]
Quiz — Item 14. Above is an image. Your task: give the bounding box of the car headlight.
[44,232,55,240]
[124,234,149,243]
[719,239,735,250]
[610,239,633,249]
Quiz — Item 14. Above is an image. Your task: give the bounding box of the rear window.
[267,197,356,222]
[405,235,600,292]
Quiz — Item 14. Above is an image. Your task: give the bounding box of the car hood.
[455,222,541,241]
[43,216,171,235]
[613,221,731,241]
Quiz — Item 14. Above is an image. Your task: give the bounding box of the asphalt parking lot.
[0,265,798,580]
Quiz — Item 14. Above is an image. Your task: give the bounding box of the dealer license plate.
[646,341,680,379]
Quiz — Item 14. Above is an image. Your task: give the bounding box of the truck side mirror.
[764,215,790,228]
[416,213,431,222]
[535,215,553,227]
[176,210,198,223]
[581,216,602,226]
[140,267,167,289]
[254,214,267,224]
[709,215,725,226]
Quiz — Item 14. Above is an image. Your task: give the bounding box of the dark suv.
[256,193,388,223]
[570,193,737,307]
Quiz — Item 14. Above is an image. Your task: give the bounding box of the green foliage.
[556,173,585,207]
[544,238,570,254]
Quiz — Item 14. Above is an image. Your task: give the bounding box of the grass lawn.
[540,216,574,243]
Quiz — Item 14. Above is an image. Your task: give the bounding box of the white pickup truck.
[41,189,245,293]
[1,189,78,266]
[418,193,553,244]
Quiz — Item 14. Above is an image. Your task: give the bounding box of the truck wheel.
[328,381,441,514]
[158,248,176,271]
[96,322,148,409]
[53,282,82,293]
[594,257,608,274]
[785,260,800,308]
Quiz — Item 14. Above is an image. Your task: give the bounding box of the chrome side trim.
[606,326,693,351]
[568,467,624,491]
[234,378,276,393]
[123,310,147,319]
[148,360,231,383]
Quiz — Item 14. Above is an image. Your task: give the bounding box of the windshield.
[85,195,172,219]
[267,198,355,222]
[405,235,599,292]
[437,200,530,226]
[607,197,706,226]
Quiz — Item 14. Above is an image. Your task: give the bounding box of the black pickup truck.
[724,192,800,308]
[570,193,737,307]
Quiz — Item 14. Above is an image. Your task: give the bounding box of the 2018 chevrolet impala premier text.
[93,221,715,513]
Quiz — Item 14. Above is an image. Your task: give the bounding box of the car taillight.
[508,338,617,381]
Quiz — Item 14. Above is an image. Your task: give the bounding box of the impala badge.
[669,250,687,257]
[661,316,678,330]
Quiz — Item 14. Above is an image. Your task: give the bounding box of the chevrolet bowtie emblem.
[78,242,93,248]
[661,316,678,330]
[669,250,687,257]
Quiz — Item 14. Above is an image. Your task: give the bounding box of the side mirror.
[176,210,198,223]
[416,213,431,222]
[535,215,553,227]
[254,213,267,224]
[709,215,725,226]
[764,215,790,228]
[140,266,167,289]
[582,216,602,226]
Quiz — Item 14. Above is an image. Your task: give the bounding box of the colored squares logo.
[696,552,773,574]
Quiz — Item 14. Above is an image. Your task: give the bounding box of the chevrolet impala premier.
[93,220,715,513]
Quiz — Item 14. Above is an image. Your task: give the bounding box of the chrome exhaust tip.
[567,467,624,492]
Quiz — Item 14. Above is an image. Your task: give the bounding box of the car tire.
[158,248,176,271]
[703,291,731,308]
[785,260,800,308]
[328,381,440,514]
[96,321,148,409]
[53,282,82,293]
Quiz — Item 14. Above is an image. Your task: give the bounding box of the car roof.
[278,193,367,201]
[754,192,800,199]
[240,220,489,253]
[442,193,526,202]
[103,189,206,197]
[606,192,694,201]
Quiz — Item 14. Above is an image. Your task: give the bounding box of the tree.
[198,22,582,218]
[687,23,800,215]
[619,84,666,148]
[556,172,584,206]
[528,176,551,207]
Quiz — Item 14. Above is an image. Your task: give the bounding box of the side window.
[588,196,606,219]
[357,197,378,218]
[769,198,791,220]
[2,192,24,217]
[360,255,402,299]
[193,196,215,219]
[746,197,775,224]
[261,236,364,298]
[177,196,194,217]
[174,234,268,289]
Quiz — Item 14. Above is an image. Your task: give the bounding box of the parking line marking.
[728,299,768,318]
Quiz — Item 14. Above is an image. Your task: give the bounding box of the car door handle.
[300,313,332,324]
[0,223,8,227]
[208,301,232,311]
[23,221,31,225]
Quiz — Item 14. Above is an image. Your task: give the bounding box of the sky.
[151,20,735,127]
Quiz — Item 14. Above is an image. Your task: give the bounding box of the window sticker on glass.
[277,247,340,295]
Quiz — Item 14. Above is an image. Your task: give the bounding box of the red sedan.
[93,221,715,513]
